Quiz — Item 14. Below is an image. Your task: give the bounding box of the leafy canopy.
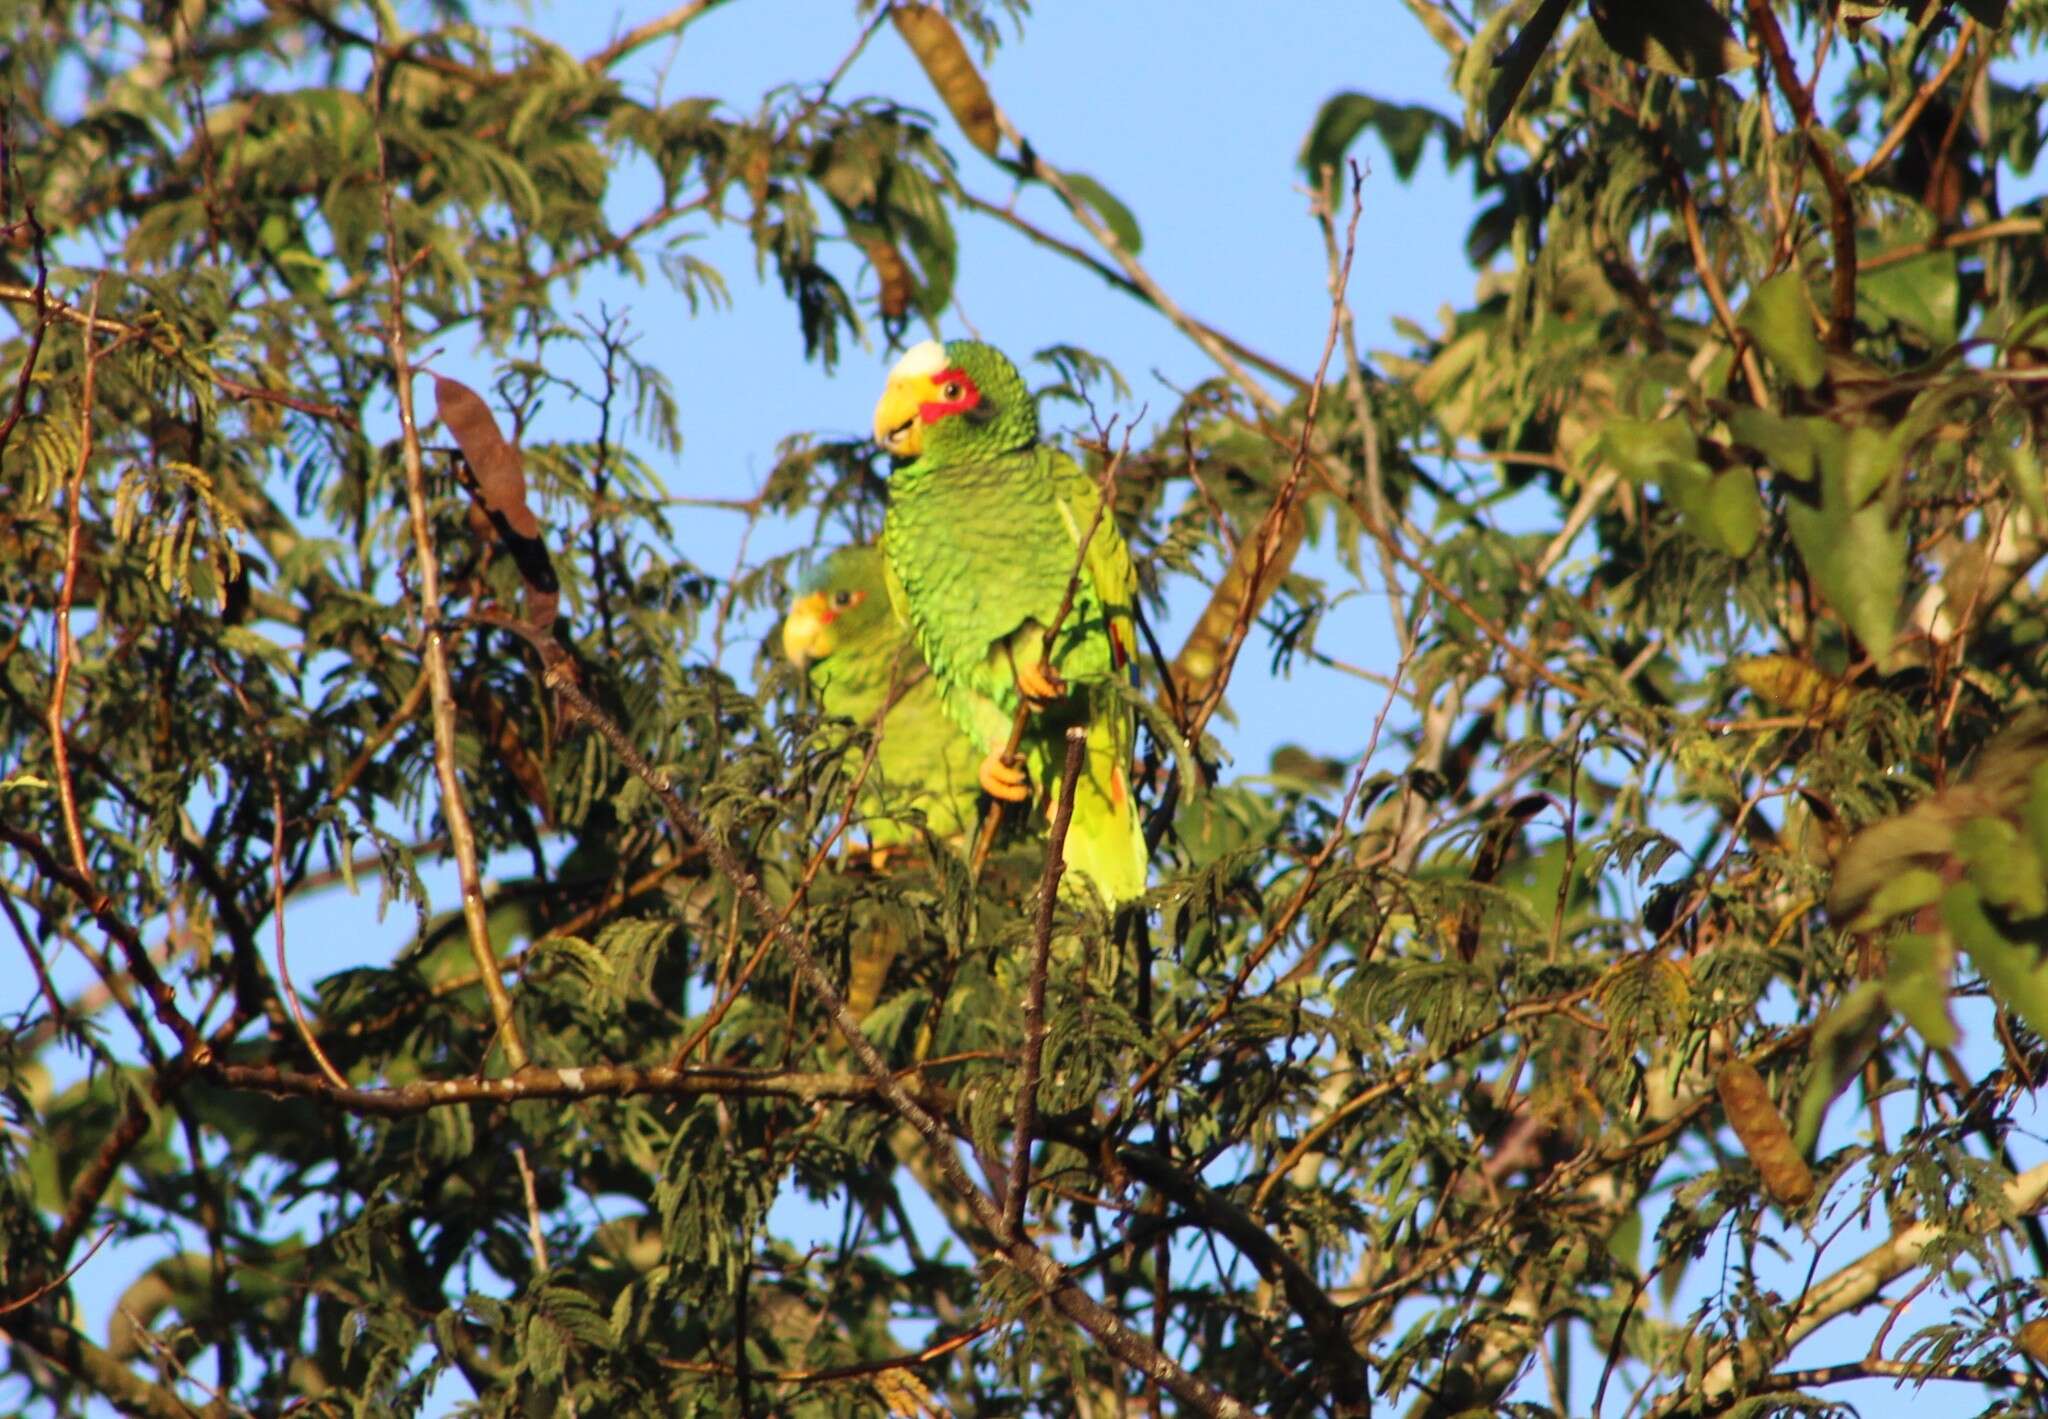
[5,2,2048,1417]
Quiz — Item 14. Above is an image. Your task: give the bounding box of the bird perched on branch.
[872,338,1147,906]
[780,543,981,855]
[782,544,982,1024]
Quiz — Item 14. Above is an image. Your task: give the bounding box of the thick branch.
[1671,1161,2048,1411]
[212,1059,947,1115]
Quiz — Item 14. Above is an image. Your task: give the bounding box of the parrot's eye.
[832,591,854,607]
[940,380,963,401]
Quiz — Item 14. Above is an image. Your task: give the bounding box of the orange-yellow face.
[872,339,984,459]
[779,585,870,669]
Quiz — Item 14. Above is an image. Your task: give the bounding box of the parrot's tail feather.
[1049,693,1148,907]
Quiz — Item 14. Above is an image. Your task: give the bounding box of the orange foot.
[1015,658,1066,706]
[978,750,1030,802]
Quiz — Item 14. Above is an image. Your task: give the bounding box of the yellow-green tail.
[1042,692,1148,907]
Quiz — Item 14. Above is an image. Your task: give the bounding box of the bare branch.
[1003,727,1086,1241]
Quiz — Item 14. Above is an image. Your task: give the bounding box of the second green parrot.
[781,543,981,853]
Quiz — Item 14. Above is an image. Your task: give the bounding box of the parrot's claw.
[1015,659,1065,706]
[978,751,1031,802]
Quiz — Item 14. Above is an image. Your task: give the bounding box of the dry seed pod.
[891,4,1000,156]
[2018,1316,2048,1367]
[1716,1058,1815,1206]
[865,237,913,322]
[1170,500,1307,710]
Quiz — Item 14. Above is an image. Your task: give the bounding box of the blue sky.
[14,2,2048,1414]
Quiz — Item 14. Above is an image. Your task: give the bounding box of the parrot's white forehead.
[887,340,948,381]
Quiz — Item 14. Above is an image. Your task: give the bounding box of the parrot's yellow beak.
[781,592,834,669]
[873,376,928,459]
[873,339,950,459]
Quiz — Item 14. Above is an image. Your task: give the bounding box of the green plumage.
[783,545,980,851]
[880,340,1148,905]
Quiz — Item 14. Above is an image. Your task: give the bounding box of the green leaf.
[1859,244,1959,345]
[1587,0,1753,76]
[1740,270,1826,391]
[1794,981,1886,1151]
[1725,406,1815,482]
[1701,467,1763,557]
[1827,423,1901,509]
[2027,762,2048,862]
[1787,493,1904,668]
[1861,867,1946,927]
[1830,810,1960,925]
[1943,882,2048,1040]
[1301,94,1459,181]
[1886,930,1958,1049]
[1060,170,1143,255]
[1955,816,2047,918]
[1596,417,1699,480]
[1485,0,1574,143]
[1996,443,2047,526]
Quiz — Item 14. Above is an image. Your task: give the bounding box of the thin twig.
[1747,0,1859,348]
[1181,168,1361,743]
[584,0,723,71]
[372,60,528,1071]
[0,144,52,466]
[1003,728,1086,1242]
[212,1058,957,1114]
[657,1313,1002,1383]
[1861,215,2042,272]
[1846,21,1976,184]
[956,188,1308,391]
[327,672,430,805]
[269,756,347,1090]
[49,280,111,885]
[0,282,356,427]
[0,1224,114,1316]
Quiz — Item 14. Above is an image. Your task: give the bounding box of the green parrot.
[780,543,982,854]
[782,544,983,1022]
[871,338,1147,906]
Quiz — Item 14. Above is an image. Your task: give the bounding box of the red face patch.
[917,368,983,425]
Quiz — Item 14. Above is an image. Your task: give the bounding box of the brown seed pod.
[2017,1316,2048,1367]
[1716,1058,1815,1206]
[865,237,914,322]
[1170,501,1306,711]
[891,4,1000,157]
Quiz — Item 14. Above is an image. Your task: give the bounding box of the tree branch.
[0,282,357,427]
[1746,0,1858,348]
[1003,727,1085,1242]
[372,68,529,1072]
[1668,1159,2048,1410]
